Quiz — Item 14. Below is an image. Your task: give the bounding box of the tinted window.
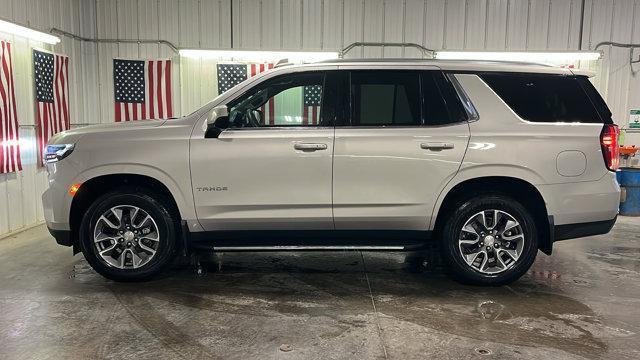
[351,71,421,126]
[422,71,471,125]
[576,76,613,124]
[481,73,605,123]
[228,72,326,127]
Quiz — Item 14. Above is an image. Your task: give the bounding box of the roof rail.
[339,42,436,59]
[274,58,294,68]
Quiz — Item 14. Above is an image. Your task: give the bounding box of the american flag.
[217,63,274,125]
[303,85,322,125]
[0,41,21,173]
[34,49,69,167]
[114,59,173,122]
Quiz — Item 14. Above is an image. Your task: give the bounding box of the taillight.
[600,124,620,171]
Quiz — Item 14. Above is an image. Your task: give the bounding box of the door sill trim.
[209,245,408,251]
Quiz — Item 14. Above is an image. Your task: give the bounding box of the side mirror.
[205,105,230,139]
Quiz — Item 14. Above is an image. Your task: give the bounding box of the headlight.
[45,144,75,163]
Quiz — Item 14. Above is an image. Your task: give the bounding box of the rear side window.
[423,71,469,125]
[481,73,608,123]
[576,76,613,123]
[351,71,421,126]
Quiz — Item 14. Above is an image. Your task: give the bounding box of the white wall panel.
[506,0,528,50]
[322,0,344,50]
[424,0,446,50]
[343,0,364,58]
[485,0,508,49]
[381,0,402,58]
[444,0,465,49]
[404,0,426,57]
[527,0,550,49]
[261,0,282,49]
[282,0,302,49]
[363,0,384,58]
[179,0,200,48]
[464,0,486,50]
[302,0,322,49]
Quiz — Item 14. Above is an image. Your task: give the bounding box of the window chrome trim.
[223,126,335,132]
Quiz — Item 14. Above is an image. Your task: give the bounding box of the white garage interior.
[1,1,640,359]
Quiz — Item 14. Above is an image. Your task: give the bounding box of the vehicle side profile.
[42,59,620,285]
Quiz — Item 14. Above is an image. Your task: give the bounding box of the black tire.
[440,193,538,286]
[79,187,179,282]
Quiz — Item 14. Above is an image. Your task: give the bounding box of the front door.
[190,71,335,231]
[333,70,471,231]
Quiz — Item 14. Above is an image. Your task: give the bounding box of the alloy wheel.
[93,205,160,269]
[457,209,525,274]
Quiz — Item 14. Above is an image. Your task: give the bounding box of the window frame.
[478,72,608,124]
[225,70,333,129]
[341,70,475,128]
[347,70,424,128]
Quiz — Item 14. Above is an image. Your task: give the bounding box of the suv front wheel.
[79,188,178,282]
[440,194,538,286]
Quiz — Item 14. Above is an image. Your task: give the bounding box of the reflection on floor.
[1,217,639,359]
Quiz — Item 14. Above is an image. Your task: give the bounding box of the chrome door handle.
[420,142,455,151]
[294,143,328,151]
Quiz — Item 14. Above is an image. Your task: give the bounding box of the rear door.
[332,69,471,230]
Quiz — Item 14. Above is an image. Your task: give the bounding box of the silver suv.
[43,59,620,285]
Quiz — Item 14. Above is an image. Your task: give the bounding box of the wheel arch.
[68,172,185,252]
[431,176,552,255]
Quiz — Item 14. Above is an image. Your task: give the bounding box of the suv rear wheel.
[440,194,538,286]
[79,188,178,282]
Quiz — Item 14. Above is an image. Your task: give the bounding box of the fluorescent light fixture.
[0,19,60,44]
[179,49,339,63]
[435,51,601,63]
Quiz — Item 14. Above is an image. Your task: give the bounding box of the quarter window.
[350,71,421,126]
[228,72,325,127]
[481,73,605,123]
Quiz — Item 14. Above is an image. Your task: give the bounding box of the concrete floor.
[0,218,639,360]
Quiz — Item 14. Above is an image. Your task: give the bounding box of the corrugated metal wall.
[0,0,97,236]
[1,0,639,238]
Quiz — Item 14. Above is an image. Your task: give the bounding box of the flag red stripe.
[148,60,155,119]
[124,103,130,121]
[7,43,20,170]
[0,44,7,173]
[302,107,309,125]
[156,60,164,119]
[42,104,50,165]
[1,42,15,172]
[60,56,69,131]
[2,43,14,171]
[165,61,172,118]
[115,102,121,122]
[53,56,62,133]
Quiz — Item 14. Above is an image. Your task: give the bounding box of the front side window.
[228,72,325,127]
[350,71,421,126]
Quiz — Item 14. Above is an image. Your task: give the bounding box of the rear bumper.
[48,227,73,247]
[551,215,617,243]
[537,172,620,226]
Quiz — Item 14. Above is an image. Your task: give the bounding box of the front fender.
[73,164,199,230]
